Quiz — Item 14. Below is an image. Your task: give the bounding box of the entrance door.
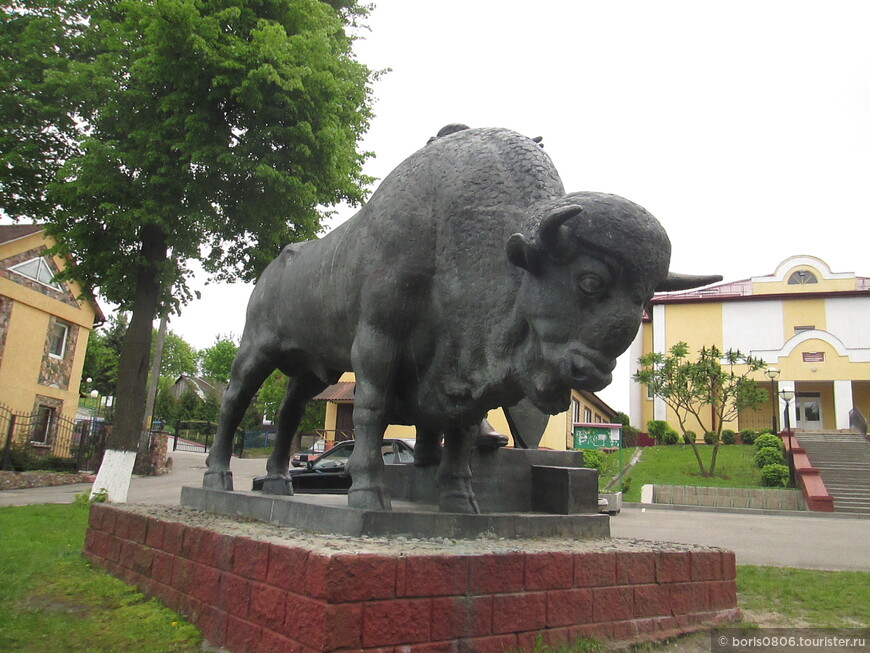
[795,394,822,430]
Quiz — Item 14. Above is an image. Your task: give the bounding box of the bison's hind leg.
[413,427,442,467]
[204,343,276,490]
[262,373,328,495]
[436,424,480,514]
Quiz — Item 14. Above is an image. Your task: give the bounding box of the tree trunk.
[90,225,167,501]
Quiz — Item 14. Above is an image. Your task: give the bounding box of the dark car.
[251,438,415,493]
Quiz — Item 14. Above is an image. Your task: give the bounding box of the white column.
[834,380,854,431]
[779,380,797,431]
[652,305,667,421]
[628,332,644,428]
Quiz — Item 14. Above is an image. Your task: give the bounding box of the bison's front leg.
[437,424,480,514]
[204,342,275,490]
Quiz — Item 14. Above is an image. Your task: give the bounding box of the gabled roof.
[312,382,355,403]
[0,223,44,245]
[0,223,106,324]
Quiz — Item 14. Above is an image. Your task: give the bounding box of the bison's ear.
[506,233,541,272]
[656,273,723,292]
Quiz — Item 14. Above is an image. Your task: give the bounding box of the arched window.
[787,269,818,285]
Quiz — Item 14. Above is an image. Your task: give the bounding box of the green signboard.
[572,424,621,450]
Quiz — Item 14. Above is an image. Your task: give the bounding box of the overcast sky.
[169,0,870,411]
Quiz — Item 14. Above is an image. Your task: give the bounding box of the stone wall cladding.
[38,317,77,391]
[0,246,79,308]
[84,505,740,652]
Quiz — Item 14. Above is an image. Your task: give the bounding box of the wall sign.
[802,352,825,363]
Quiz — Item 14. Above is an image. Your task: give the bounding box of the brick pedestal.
[83,504,739,652]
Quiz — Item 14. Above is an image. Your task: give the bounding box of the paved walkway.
[3,451,869,572]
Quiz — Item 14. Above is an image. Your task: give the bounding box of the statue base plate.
[180,486,610,540]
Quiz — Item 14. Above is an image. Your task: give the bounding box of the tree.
[82,315,129,396]
[2,0,376,499]
[157,330,198,378]
[199,336,239,383]
[634,342,767,477]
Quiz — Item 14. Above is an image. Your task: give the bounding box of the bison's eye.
[577,274,605,296]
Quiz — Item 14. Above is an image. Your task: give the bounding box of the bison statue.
[204,125,720,513]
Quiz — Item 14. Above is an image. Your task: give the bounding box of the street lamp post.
[780,389,795,487]
[765,367,780,434]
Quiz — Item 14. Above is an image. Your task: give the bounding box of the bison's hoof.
[262,476,294,495]
[348,487,392,511]
[203,470,234,491]
[439,492,480,515]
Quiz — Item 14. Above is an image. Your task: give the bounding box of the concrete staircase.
[795,432,870,516]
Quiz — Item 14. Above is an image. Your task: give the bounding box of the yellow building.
[315,371,618,450]
[631,255,870,434]
[0,224,103,454]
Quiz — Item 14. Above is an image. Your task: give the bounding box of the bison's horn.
[656,272,723,292]
[538,204,583,260]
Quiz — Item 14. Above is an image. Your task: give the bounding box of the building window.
[48,321,69,359]
[584,407,592,423]
[787,270,817,285]
[571,399,580,424]
[794,325,815,333]
[32,405,55,444]
[9,256,63,291]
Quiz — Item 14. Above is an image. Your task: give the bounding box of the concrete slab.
[180,486,610,539]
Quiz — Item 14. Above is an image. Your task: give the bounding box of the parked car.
[290,449,314,467]
[251,438,415,493]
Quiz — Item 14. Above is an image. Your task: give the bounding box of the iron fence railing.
[0,405,108,472]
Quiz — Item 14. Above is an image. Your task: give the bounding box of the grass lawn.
[2,502,867,652]
[0,502,201,653]
[610,444,764,502]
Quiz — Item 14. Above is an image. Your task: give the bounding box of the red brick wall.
[83,504,739,652]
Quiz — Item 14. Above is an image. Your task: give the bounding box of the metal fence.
[0,406,108,472]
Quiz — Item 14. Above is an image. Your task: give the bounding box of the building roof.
[0,223,107,324]
[0,223,44,245]
[312,382,355,403]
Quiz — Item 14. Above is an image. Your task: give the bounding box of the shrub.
[621,425,639,448]
[682,430,697,444]
[582,449,604,472]
[721,429,736,445]
[761,463,790,487]
[755,433,785,452]
[704,431,718,445]
[754,446,784,468]
[739,428,758,445]
[662,428,679,445]
[646,420,669,445]
[759,427,774,435]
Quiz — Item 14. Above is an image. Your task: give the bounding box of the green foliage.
[662,428,679,445]
[156,330,198,378]
[760,463,789,487]
[646,420,670,445]
[754,446,784,469]
[620,424,639,448]
[581,449,604,472]
[755,433,785,452]
[613,412,631,427]
[199,336,238,383]
[704,430,718,445]
[634,342,767,476]
[739,428,759,445]
[81,315,128,396]
[721,429,736,445]
[682,430,697,444]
